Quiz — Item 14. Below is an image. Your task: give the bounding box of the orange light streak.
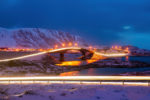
[0,47,128,62]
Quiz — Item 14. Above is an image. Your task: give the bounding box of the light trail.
[0,46,128,62]
[0,81,148,86]
[94,52,127,57]
[0,47,81,62]
[0,76,149,81]
[0,76,149,86]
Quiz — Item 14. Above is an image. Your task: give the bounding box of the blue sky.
[0,0,150,49]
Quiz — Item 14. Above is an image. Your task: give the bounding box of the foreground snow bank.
[0,84,150,100]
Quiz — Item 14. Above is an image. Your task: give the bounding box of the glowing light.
[119,46,122,49]
[124,47,130,53]
[0,76,149,81]
[68,42,72,46]
[86,60,97,63]
[60,71,79,76]
[93,48,97,51]
[0,80,148,86]
[56,61,82,66]
[54,45,58,49]
[74,43,78,46]
[62,43,65,47]
[126,56,129,61]
[115,46,118,49]
[0,76,149,86]
[94,52,128,57]
[0,46,128,63]
[0,47,81,62]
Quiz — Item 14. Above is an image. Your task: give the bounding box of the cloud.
[0,0,150,48]
[118,31,150,49]
[123,26,132,30]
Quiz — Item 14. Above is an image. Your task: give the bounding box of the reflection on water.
[60,71,79,76]
[60,67,150,76]
[59,57,150,76]
[56,60,98,66]
[57,53,106,66]
[59,67,97,76]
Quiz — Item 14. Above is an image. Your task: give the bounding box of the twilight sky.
[0,0,150,49]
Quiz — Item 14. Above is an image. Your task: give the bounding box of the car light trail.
[0,76,149,81]
[0,46,128,62]
[0,47,81,62]
[94,52,127,57]
[0,76,149,86]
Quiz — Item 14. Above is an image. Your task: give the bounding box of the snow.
[0,84,150,100]
[0,27,86,49]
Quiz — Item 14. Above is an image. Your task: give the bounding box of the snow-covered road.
[0,84,150,100]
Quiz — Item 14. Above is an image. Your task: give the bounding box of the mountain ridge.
[0,27,86,49]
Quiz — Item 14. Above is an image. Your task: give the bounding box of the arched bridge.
[48,47,94,62]
[0,47,128,62]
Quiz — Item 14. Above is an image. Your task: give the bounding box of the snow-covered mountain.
[122,45,150,56]
[0,27,86,49]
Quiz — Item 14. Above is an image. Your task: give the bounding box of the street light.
[54,45,58,49]
[68,42,72,46]
[89,46,92,50]
[62,43,65,47]
[74,43,78,46]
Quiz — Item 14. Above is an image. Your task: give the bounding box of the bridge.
[0,47,149,86]
[0,47,128,63]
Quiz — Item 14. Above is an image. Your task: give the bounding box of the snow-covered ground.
[0,27,85,49]
[0,84,150,100]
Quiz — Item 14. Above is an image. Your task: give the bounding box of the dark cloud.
[0,0,150,48]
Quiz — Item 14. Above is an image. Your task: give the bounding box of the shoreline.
[0,56,150,76]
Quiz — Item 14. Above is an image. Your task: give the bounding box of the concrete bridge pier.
[80,49,94,60]
[59,52,65,62]
[80,50,86,60]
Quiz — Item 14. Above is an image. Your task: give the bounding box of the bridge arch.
[47,48,94,62]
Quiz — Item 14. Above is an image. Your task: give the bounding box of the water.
[126,56,150,64]
[60,56,150,76]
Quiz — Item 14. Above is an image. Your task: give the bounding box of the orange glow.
[126,56,129,61]
[57,60,99,66]
[56,61,82,66]
[60,71,79,76]
[54,45,58,49]
[0,46,128,63]
[86,60,97,63]
[74,43,78,46]
[62,43,65,47]
[112,45,123,50]
[115,46,118,49]
[57,52,106,66]
[68,42,72,46]
[89,46,92,50]
[93,48,97,52]
[124,47,130,54]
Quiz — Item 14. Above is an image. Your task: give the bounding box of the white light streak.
[0,76,149,86]
[0,47,128,62]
